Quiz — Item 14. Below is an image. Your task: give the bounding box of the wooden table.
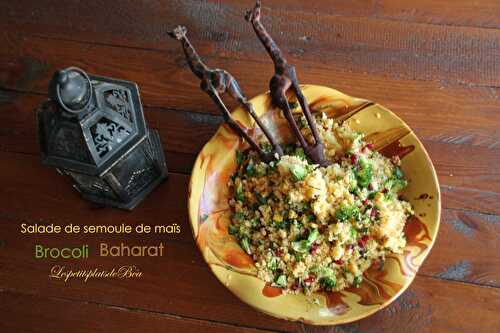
[1,1,499,332]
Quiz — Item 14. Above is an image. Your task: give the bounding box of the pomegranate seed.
[304,275,316,284]
[350,154,358,164]
[362,143,374,153]
[370,208,378,219]
[310,242,320,254]
[275,248,284,257]
[382,188,388,194]
[358,235,369,248]
[334,259,344,265]
[362,198,369,206]
[368,183,373,190]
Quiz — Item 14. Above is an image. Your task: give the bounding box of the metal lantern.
[37,67,168,210]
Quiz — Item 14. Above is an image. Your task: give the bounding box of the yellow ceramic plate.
[188,85,440,325]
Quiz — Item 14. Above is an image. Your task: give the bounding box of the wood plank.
[0,291,275,333]
[0,211,499,333]
[250,0,500,29]
[374,0,500,29]
[2,0,499,46]
[441,185,500,216]
[1,32,499,149]
[0,216,299,332]
[1,88,499,197]
[0,151,499,288]
[423,209,500,288]
[1,1,499,88]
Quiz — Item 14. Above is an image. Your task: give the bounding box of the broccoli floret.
[356,159,373,188]
[320,277,337,289]
[292,229,320,253]
[385,167,408,192]
[290,164,307,181]
[310,266,337,290]
[335,204,359,222]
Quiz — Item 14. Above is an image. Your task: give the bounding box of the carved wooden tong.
[169,1,330,166]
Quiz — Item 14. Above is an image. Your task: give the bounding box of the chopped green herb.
[228,224,238,235]
[353,276,362,288]
[394,167,404,179]
[240,237,251,254]
[235,182,245,202]
[274,219,291,230]
[288,101,299,109]
[298,117,308,129]
[233,212,244,221]
[236,150,243,165]
[255,164,267,177]
[246,161,255,176]
[256,193,267,205]
[200,214,209,222]
[350,227,358,239]
[294,147,307,161]
[261,142,272,153]
[307,214,317,222]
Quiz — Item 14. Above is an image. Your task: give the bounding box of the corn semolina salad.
[228,112,413,295]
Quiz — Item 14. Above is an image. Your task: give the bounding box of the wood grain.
[1,1,499,331]
[1,32,499,150]
[1,89,499,203]
[0,291,276,333]
[1,210,500,333]
[0,151,499,288]
[0,1,499,87]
